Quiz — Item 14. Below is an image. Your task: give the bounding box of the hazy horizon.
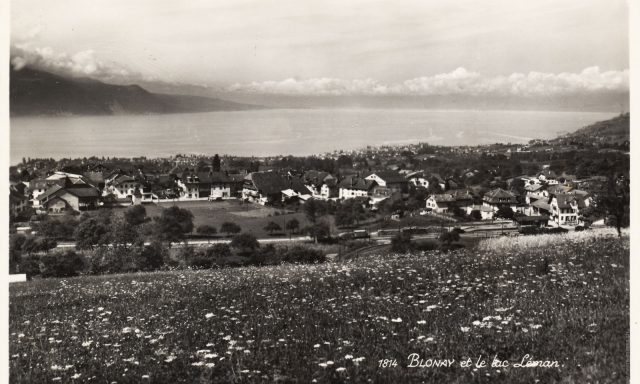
[10,0,629,111]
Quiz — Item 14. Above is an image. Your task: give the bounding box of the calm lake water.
[10,109,615,165]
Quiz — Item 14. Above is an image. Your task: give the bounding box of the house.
[549,192,590,226]
[526,199,552,217]
[465,205,494,220]
[405,171,429,189]
[426,189,474,214]
[338,176,377,200]
[37,180,101,214]
[483,188,519,212]
[364,171,409,194]
[9,184,30,218]
[425,194,457,213]
[175,171,242,200]
[104,174,142,199]
[29,179,55,206]
[303,171,338,200]
[524,184,548,204]
[243,172,311,205]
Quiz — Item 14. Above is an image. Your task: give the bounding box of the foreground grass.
[9,231,628,383]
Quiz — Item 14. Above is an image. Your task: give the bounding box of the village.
[9,131,629,245]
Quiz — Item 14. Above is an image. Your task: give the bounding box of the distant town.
[10,114,629,239]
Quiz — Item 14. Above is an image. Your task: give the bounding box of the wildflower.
[336,367,346,372]
[391,318,402,323]
[460,327,470,333]
[417,320,426,324]
[205,313,214,319]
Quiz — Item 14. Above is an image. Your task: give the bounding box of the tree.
[212,154,221,172]
[39,250,85,278]
[230,233,260,255]
[74,217,111,250]
[494,206,515,221]
[196,225,217,241]
[305,222,331,243]
[264,221,282,234]
[439,230,460,245]
[220,222,242,237]
[285,218,300,234]
[153,206,194,243]
[470,210,483,221]
[303,199,320,224]
[124,205,147,226]
[583,174,630,237]
[135,241,168,271]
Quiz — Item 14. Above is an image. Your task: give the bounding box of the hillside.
[10,66,261,116]
[552,113,629,146]
[9,229,628,383]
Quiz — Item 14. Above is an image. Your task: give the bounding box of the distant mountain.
[10,66,262,116]
[552,113,629,146]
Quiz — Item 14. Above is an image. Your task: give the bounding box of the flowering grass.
[9,231,628,383]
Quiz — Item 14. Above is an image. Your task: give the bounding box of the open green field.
[9,229,628,383]
[124,200,312,238]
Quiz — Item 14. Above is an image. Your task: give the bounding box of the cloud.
[10,43,158,84]
[228,67,629,97]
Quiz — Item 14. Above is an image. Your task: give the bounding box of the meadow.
[9,228,628,383]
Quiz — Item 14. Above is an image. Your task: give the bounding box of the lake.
[10,108,615,164]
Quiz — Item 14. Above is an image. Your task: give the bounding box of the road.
[56,236,313,249]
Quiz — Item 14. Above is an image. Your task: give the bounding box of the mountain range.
[10,66,262,116]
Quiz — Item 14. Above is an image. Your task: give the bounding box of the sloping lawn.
[9,230,628,383]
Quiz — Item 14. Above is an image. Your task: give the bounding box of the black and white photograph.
[4,0,633,382]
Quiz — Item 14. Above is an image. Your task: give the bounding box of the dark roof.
[64,186,101,198]
[112,175,137,186]
[525,184,544,192]
[338,176,376,191]
[531,199,551,211]
[483,188,518,204]
[367,171,407,184]
[36,185,63,201]
[553,193,587,209]
[83,171,105,185]
[247,172,310,196]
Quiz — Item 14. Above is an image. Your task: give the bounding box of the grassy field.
[9,229,628,383]
[118,200,313,238]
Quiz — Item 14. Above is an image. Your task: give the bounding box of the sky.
[10,0,629,97]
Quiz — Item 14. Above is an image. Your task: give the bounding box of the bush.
[19,255,41,279]
[282,246,326,264]
[439,230,460,245]
[231,233,260,255]
[186,251,216,269]
[39,251,86,278]
[135,241,168,271]
[391,232,413,253]
[196,225,217,237]
[220,222,242,236]
[89,246,137,275]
